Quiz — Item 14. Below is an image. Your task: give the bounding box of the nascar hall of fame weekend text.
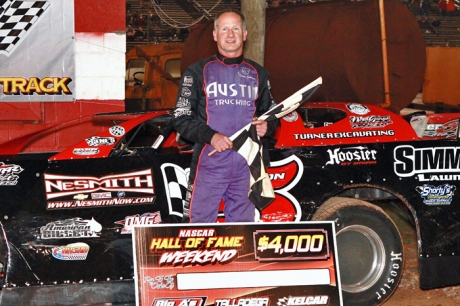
[133,222,343,306]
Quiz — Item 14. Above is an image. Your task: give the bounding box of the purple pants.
[189,147,255,223]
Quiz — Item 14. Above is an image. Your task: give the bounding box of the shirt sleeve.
[256,73,279,137]
[172,67,217,144]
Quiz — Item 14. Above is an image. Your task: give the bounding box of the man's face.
[213,12,247,58]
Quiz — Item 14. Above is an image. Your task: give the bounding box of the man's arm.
[255,73,279,137]
[172,68,217,144]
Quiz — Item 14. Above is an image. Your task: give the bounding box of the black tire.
[312,197,404,306]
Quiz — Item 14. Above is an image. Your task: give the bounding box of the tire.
[312,197,404,306]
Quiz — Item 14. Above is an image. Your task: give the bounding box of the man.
[172,8,278,223]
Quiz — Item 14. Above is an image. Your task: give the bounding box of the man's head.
[213,8,247,58]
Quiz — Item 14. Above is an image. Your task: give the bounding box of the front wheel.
[312,197,404,306]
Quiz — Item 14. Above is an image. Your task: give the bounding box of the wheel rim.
[336,224,386,293]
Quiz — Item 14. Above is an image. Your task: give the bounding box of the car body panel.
[1,103,460,299]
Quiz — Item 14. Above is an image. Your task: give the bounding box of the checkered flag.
[160,163,190,218]
[0,0,50,56]
[227,77,322,210]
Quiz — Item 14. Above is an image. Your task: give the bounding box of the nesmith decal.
[394,145,460,180]
[0,77,72,95]
[44,169,154,200]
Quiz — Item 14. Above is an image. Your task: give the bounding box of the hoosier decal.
[325,146,377,166]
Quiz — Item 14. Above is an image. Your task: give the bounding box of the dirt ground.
[380,202,460,306]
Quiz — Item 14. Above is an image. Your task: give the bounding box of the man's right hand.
[210,133,233,153]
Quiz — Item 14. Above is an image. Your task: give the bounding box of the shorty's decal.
[416,184,456,205]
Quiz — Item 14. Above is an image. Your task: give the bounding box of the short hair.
[214,8,246,31]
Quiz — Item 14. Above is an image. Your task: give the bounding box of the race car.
[0,102,459,305]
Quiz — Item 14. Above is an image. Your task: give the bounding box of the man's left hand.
[252,118,268,137]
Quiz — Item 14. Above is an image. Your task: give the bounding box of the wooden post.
[241,0,266,66]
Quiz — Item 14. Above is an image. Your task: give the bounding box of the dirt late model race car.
[1,102,460,305]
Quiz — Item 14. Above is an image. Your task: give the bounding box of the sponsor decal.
[294,129,395,140]
[183,76,193,86]
[376,251,402,300]
[39,217,102,239]
[350,115,392,129]
[73,148,99,155]
[115,212,162,234]
[416,184,456,205]
[0,77,72,95]
[153,297,207,306]
[176,97,190,108]
[394,145,460,181]
[213,99,252,106]
[144,275,175,290]
[282,111,299,122]
[325,146,377,166]
[215,298,269,306]
[206,82,258,99]
[47,196,155,210]
[181,87,191,97]
[174,107,192,118]
[109,125,125,137]
[52,242,90,260]
[44,169,154,200]
[240,67,250,75]
[0,162,24,186]
[91,192,111,199]
[73,194,88,200]
[346,103,370,115]
[85,136,116,146]
[277,296,329,306]
[423,119,459,139]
